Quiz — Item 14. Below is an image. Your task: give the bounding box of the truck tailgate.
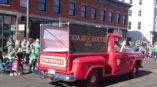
[37,52,68,74]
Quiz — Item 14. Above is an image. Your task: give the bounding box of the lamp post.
[26,0,29,39]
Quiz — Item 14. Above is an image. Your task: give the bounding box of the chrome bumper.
[48,73,76,82]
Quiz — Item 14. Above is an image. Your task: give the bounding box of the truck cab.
[37,23,143,87]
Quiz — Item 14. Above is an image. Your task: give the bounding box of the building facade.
[0,0,130,51]
[119,0,157,43]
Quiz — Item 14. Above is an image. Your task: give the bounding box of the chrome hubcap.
[91,75,96,83]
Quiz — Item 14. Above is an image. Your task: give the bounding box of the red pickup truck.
[37,23,143,87]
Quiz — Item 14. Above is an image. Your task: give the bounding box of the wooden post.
[15,16,21,40]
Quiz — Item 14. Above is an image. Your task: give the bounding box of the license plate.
[48,69,56,74]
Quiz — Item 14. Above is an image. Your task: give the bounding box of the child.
[9,49,16,76]
[29,49,37,73]
[16,48,25,75]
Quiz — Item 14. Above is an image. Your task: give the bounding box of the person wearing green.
[15,40,21,53]
[9,49,16,63]
[34,39,40,54]
[151,45,156,58]
[128,41,137,51]
[29,49,37,73]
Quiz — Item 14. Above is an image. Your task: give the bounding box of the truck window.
[114,37,122,52]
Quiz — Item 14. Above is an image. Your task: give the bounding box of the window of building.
[139,0,142,5]
[91,7,96,20]
[100,9,105,21]
[20,0,26,8]
[38,0,46,11]
[128,21,131,29]
[138,10,142,16]
[81,5,86,18]
[122,15,127,24]
[0,0,8,4]
[108,11,113,23]
[116,13,120,24]
[53,0,60,14]
[128,10,132,16]
[69,2,75,16]
[129,0,133,4]
[138,22,141,30]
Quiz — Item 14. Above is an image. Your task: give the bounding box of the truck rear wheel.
[84,69,101,87]
[129,63,139,78]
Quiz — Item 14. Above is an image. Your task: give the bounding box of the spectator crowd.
[0,36,40,76]
[128,40,157,59]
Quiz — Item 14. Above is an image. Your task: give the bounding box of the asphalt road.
[0,58,157,87]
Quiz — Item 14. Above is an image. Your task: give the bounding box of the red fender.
[72,56,105,80]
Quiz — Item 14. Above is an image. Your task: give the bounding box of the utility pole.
[26,0,29,39]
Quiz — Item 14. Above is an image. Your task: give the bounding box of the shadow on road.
[100,70,152,87]
[49,70,152,87]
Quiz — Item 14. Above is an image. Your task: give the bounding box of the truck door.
[113,37,130,74]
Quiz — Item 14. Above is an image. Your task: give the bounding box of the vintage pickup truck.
[37,23,143,87]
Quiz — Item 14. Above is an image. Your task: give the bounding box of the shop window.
[20,0,26,8]
[53,0,60,14]
[38,0,46,11]
[100,9,105,21]
[116,13,120,24]
[91,7,96,20]
[69,2,75,16]
[108,11,113,23]
[0,0,8,4]
[122,15,127,25]
[81,5,86,18]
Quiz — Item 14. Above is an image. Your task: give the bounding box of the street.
[0,58,157,87]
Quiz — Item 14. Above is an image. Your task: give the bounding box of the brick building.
[0,0,130,51]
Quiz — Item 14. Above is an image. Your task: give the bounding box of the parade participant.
[128,41,137,51]
[29,49,37,73]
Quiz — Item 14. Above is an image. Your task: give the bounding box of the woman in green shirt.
[34,39,40,54]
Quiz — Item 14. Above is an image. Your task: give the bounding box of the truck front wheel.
[83,69,101,87]
[129,63,139,78]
